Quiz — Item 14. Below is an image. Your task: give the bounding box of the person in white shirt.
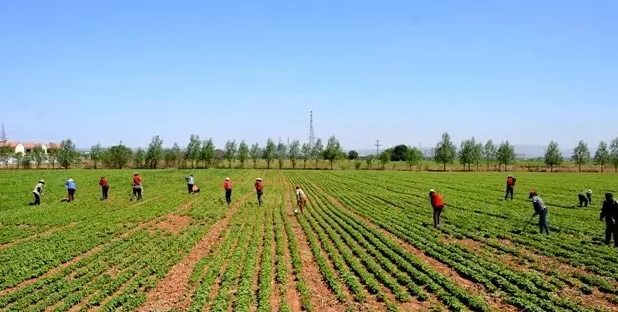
[296,185,308,214]
[31,180,45,205]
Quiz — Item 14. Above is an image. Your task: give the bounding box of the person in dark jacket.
[577,189,592,207]
[505,175,516,200]
[529,189,549,235]
[429,189,446,229]
[600,192,618,247]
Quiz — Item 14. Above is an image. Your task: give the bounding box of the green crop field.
[0,169,617,312]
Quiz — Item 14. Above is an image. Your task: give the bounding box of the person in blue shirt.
[186,174,195,194]
[65,178,76,202]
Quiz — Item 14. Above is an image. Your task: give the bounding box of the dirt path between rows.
[282,182,349,312]
[137,192,251,312]
[0,195,197,298]
[308,182,519,312]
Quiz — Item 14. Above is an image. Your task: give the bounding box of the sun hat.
[429,189,435,193]
[225,177,230,180]
[68,179,74,182]
[256,177,262,181]
[39,180,45,184]
[587,189,592,194]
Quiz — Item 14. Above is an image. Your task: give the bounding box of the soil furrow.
[137,192,250,312]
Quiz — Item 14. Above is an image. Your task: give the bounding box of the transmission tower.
[375,140,381,156]
[309,111,315,146]
[1,123,6,141]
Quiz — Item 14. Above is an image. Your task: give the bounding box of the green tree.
[250,143,260,169]
[57,138,79,169]
[33,145,45,169]
[323,136,343,170]
[276,141,287,169]
[483,140,497,170]
[609,137,618,172]
[263,139,276,169]
[171,142,182,168]
[406,146,423,170]
[90,143,103,169]
[497,141,516,171]
[200,138,215,168]
[21,154,32,169]
[348,150,359,160]
[237,141,249,168]
[434,132,457,171]
[185,134,201,168]
[472,140,483,170]
[133,148,146,169]
[390,145,409,161]
[311,138,323,169]
[224,140,237,168]
[458,138,474,171]
[572,140,590,172]
[301,143,312,169]
[544,140,563,172]
[594,141,610,172]
[365,154,375,169]
[47,148,59,169]
[0,145,12,168]
[379,149,391,169]
[146,135,164,169]
[108,142,132,169]
[288,140,300,169]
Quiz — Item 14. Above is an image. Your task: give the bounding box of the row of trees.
[545,139,618,172]
[3,132,618,171]
[88,135,347,170]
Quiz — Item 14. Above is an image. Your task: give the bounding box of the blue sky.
[1,0,617,150]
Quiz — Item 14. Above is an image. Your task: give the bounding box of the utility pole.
[375,140,381,156]
[0,123,6,141]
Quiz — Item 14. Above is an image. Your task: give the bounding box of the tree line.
[2,132,618,171]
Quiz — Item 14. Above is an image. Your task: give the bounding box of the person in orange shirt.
[99,176,109,200]
[505,175,517,200]
[254,178,264,205]
[131,172,143,201]
[429,189,446,229]
[223,177,233,204]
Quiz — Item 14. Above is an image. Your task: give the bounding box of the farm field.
[0,169,617,312]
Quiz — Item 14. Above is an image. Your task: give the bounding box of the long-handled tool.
[522,214,535,232]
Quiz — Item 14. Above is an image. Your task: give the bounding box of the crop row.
[303,171,616,311]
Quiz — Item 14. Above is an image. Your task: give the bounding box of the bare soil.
[152,214,191,234]
[137,193,250,312]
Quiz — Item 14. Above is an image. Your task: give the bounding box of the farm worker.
[577,189,592,207]
[429,189,445,229]
[192,184,201,193]
[131,172,143,201]
[599,193,618,247]
[99,176,109,200]
[186,174,195,194]
[255,178,264,206]
[65,179,76,202]
[31,180,45,205]
[505,175,516,200]
[296,185,308,214]
[223,177,233,204]
[529,190,549,235]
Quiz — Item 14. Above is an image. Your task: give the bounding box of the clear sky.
[1,0,617,150]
